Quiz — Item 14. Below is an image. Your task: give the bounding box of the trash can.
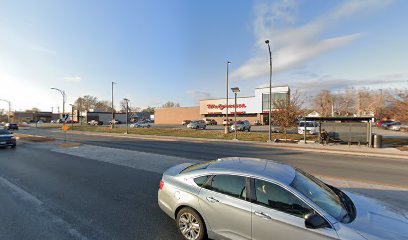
[373,134,383,148]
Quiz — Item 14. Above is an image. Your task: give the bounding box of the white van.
[298,121,319,135]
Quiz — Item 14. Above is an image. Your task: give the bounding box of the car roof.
[197,157,296,185]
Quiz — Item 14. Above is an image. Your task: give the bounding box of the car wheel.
[11,145,16,149]
[176,207,207,240]
[248,127,251,132]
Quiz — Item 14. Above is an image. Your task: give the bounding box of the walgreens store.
[199,86,290,125]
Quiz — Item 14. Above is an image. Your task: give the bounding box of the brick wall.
[155,107,201,125]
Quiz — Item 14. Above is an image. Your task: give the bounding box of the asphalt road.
[22,128,408,186]
[0,128,407,239]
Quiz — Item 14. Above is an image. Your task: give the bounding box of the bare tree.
[141,106,155,114]
[95,100,113,112]
[74,95,98,111]
[390,89,408,122]
[272,91,305,141]
[312,90,333,117]
[161,101,180,108]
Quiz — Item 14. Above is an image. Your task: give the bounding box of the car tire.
[11,145,16,149]
[176,207,207,240]
[248,127,251,132]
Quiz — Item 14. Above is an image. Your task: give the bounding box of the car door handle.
[254,211,272,220]
[206,196,219,203]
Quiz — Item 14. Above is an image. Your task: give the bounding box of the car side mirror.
[304,213,330,229]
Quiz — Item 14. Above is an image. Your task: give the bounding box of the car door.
[251,178,339,240]
[198,174,251,240]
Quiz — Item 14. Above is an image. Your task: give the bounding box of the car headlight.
[11,136,16,140]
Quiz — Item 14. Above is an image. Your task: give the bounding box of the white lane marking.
[0,176,89,240]
[0,175,43,206]
[52,144,199,174]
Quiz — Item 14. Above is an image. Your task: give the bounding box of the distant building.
[11,111,60,123]
[155,86,290,125]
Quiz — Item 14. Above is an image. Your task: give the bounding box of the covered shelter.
[301,116,374,147]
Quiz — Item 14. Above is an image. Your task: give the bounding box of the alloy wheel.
[178,212,201,240]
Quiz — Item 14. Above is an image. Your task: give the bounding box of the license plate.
[0,142,6,145]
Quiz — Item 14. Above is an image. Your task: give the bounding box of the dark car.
[0,129,16,148]
[4,123,19,130]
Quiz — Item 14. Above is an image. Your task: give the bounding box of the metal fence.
[321,122,370,144]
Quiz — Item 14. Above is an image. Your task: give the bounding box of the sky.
[0,0,407,112]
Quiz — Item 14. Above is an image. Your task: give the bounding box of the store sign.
[206,104,247,110]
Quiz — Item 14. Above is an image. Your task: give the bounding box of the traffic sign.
[63,114,69,121]
[62,124,69,132]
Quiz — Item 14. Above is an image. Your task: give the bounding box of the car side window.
[205,175,247,200]
[254,179,313,218]
[194,176,210,187]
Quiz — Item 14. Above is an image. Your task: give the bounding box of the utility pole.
[123,98,130,134]
[111,82,116,129]
[225,61,231,134]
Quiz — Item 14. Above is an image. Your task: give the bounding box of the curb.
[65,130,408,160]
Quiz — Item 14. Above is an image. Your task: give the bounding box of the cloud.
[63,76,81,82]
[268,72,408,95]
[187,90,212,102]
[231,0,391,80]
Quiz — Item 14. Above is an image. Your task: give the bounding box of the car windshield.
[299,122,315,127]
[0,129,11,135]
[290,169,348,221]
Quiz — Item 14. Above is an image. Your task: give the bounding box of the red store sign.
[207,104,247,110]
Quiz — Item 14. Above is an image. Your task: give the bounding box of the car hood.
[0,134,13,139]
[344,191,408,240]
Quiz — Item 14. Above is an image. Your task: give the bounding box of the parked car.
[182,120,192,125]
[187,120,206,129]
[109,120,122,124]
[158,157,408,240]
[223,119,233,126]
[230,120,251,131]
[88,120,103,126]
[204,119,217,125]
[390,123,408,131]
[4,123,19,130]
[375,120,393,127]
[298,121,318,135]
[381,121,400,129]
[130,121,151,128]
[0,129,16,148]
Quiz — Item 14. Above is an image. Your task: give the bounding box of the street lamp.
[0,99,11,123]
[111,82,116,129]
[225,61,231,134]
[123,98,130,134]
[265,39,272,142]
[231,87,240,141]
[51,88,66,122]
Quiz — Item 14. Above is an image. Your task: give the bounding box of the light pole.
[265,40,273,142]
[225,61,231,134]
[231,87,240,141]
[0,99,11,123]
[51,88,66,122]
[111,82,116,129]
[69,104,74,129]
[123,98,130,134]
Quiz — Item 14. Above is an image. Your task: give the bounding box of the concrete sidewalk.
[62,130,408,160]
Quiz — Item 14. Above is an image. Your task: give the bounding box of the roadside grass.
[37,124,318,142]
[15,133,56,142]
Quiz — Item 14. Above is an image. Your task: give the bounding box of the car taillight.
[159,180,164,190]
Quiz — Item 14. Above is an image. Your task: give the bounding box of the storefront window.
[262,93,288,111]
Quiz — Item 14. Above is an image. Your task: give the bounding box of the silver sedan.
[158,157,408,240]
